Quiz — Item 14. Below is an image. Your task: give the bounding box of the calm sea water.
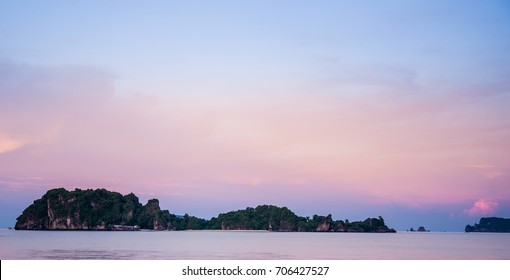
[1,229,509,260]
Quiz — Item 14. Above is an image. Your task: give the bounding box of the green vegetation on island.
[465,217,510,232]
[209,205,395,232]
[15,188,396,232]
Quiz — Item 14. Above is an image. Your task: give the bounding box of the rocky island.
[15,188,396,232]
[14,188,177,230]
[408,226,430,232]
[465,217,510,232]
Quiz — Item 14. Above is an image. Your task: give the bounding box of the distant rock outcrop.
[417,226,429,232]
[465,217,510,232]
[408,226,430,232]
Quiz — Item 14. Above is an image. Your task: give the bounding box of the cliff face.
[136,199,172,230]
[465,217,510,232]
[15,188,172,230]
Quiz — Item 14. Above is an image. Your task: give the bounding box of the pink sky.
[1,61,509,230]
[1,1,509,230]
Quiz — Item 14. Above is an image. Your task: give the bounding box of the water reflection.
[1,231,509,260]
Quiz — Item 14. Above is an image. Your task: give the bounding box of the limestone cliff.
[15,188,171,230]
[136,199,172,230]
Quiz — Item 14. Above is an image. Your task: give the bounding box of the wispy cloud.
[464,164,506,180]
[464,164,497,170]
[0,135,27,154]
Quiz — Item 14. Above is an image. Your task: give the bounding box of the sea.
[1,229,509,260]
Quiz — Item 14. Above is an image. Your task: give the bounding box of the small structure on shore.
[112,225,140,231]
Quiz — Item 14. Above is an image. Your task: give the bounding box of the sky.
[1,0,509,231]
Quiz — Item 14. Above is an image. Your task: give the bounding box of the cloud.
[464,199,499,216]
[464,164,506,180]
[464,164,496,170]
[0,135,27,154]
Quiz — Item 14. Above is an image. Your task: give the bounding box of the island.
[408,226,430,232]
[465,217,510,232]
[15,188,396,233]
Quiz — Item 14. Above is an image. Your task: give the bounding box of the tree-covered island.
[15,188,396,232]
[465,217,510,232]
